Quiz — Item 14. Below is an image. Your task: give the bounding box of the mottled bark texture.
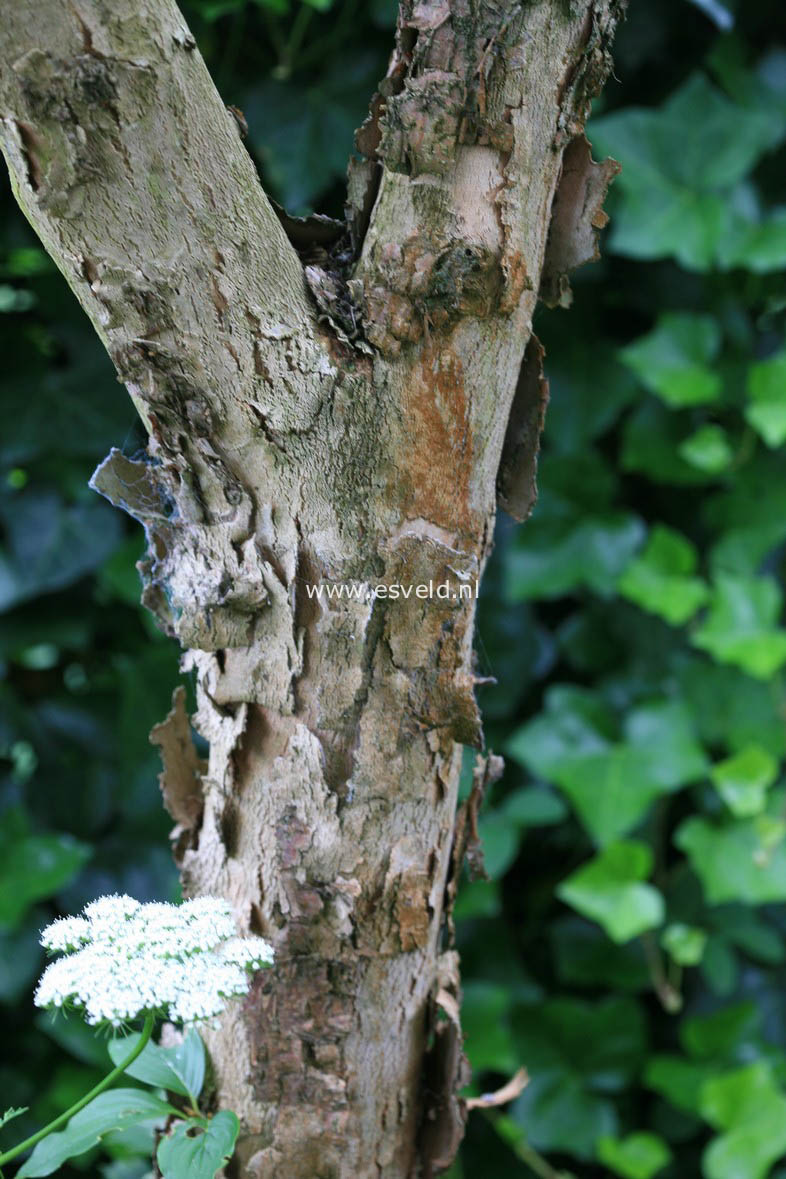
[0,2,623,1174]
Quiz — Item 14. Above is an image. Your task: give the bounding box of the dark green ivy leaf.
[157,1111,239,1179]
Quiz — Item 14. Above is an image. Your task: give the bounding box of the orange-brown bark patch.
[399,345,473,535]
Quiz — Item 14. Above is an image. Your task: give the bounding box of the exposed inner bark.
[0,1,623,1174]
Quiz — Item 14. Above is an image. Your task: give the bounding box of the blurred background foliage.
[0,0,785,1176]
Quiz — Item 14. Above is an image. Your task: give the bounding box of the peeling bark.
[539,132,621,308]
[497,335,550,523]
[149,686,206,862]
[0,1,624,1175]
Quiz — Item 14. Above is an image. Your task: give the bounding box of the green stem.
[512,1135,575,1179]
[642,932,682,1013]
[217,4,246,91]
[0,1011,156,1168]
[486,1113,574,1179]
[296,0,358,71]
[281,4,313,76]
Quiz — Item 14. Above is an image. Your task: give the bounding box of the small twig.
[502,1119,575,1179]
[466,1067,529,1110]
[295,0,359,72]
[217,4,246,89]
[280,4,314,78]
[731,422,757,471]
[642,932,682,1013]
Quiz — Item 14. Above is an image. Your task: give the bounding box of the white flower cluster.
[35,895,274,1027]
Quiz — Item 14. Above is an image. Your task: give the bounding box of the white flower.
[35,894,274,1027]
[40,916,91,952]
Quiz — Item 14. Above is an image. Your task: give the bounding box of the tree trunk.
[0,1,623,1175]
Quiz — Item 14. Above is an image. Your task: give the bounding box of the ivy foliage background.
[0,0,784,1176]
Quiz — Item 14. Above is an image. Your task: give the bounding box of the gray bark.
[0,1,623,1174]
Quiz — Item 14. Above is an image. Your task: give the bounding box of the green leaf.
[507,684,614,771]
[509,696,705,845]
[746,350,786,447]
[0,1106,28,1129]
[499,787,567,827]
[100,1161,153,1179]
[558,841,665,943]
[645,1055,716,1114]
[194,0,248,20]
[700,935,740,997]
[245,52,382,211]
[712,906,786,964]
[721,207,786,273]
[620,313,721,407]
[513,997,646,1092]
[675,809,786,904]
[678,425,734,474]
[710,745,778,817]
[692,574,786,679]
[709,521,786,578]
[369,0,399,27]
[661,923,708,966]
[622,402,713,485]
[0,493,124,611]
[531,747,663,847]
[677,657,786,759]
[157,1112,239,1179]
[477,813,519,879]
[17,1089,171,1178]
[247,0,290,11]
[597,1131,672,1179]
[700,1062,786,1179]
[453,879,500,921]
[37,1011,114,1069]
[704,450,786,541]
[704,1113,786,1179]
[535,328,638,454]
[95,537,146,607]
[513,1075,617,1162]
[511,997,645,1159]
[108,1029,205,1102]
[701,1060,782,1131]
[3,246,51,277]
[0,829,90,929]
[753,813,786,853]
[0,921,44,1003]
[0,285,35,313]
[502,450,643,602]
[589,73,786,269]
[461,982,516,1074]
[551,918,651,991]
[681,1001,761,1062]
[0,322,137,466]
[618,525,709,625]
[505,512,645,600]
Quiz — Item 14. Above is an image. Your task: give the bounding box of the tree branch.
[0,0,318,376]
[0,0,350,653]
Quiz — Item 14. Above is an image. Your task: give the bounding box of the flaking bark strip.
[149,685,206,864]
[540,133,621,308]
[497,335,550,523]
[418,950,470,1178]
[443,751,503,951]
